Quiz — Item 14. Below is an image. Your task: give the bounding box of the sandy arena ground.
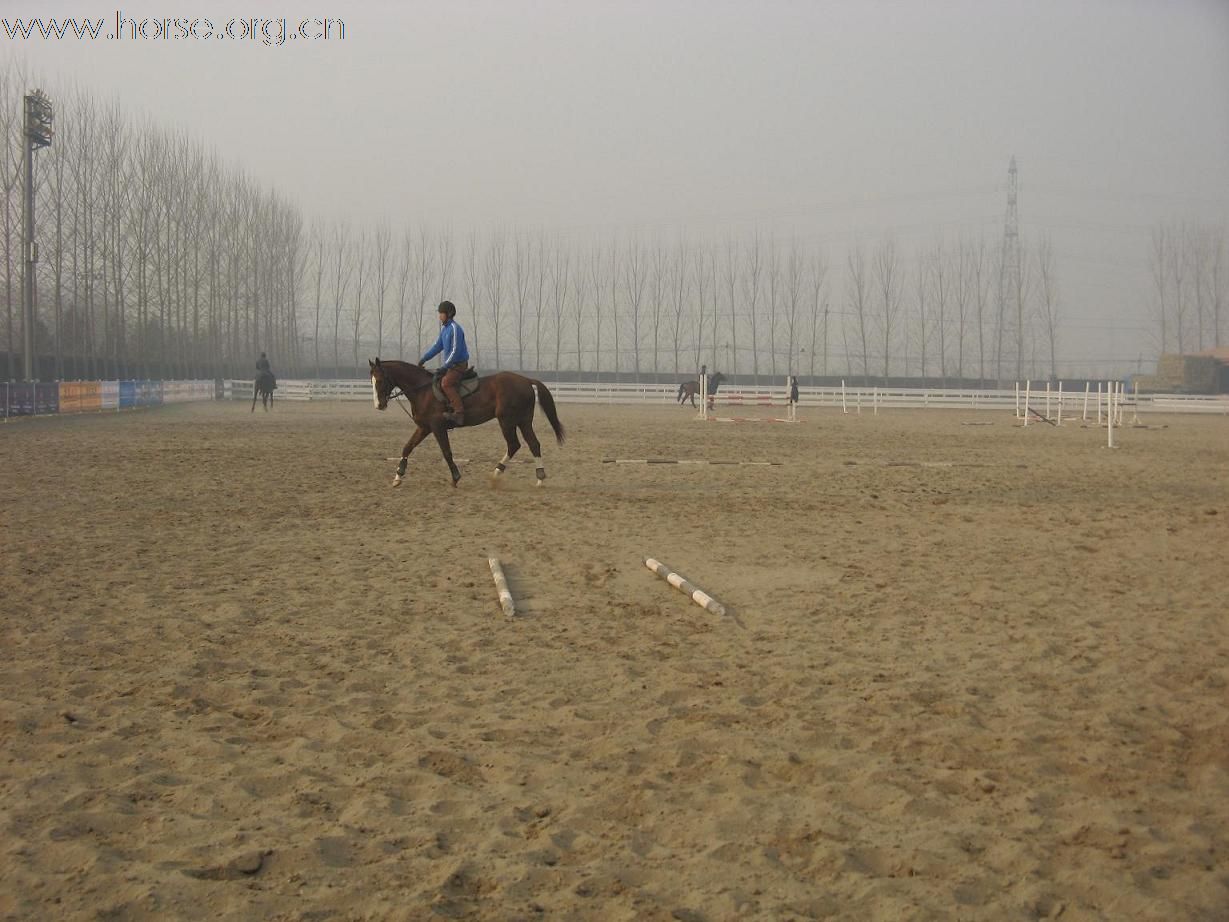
[1,398,1227,921]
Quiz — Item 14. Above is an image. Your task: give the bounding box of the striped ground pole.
[644,558,726,617]
[488,558,516,618]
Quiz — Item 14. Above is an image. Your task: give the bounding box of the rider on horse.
[256,352,276,390]
[419,300,470,427]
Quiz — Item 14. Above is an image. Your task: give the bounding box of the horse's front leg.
[432,426,462,487]
[393,425,431,487]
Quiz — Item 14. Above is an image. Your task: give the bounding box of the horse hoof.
[392,475,402,487]
[536,479,544,488]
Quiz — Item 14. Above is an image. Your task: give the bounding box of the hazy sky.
[7,0,1229,370]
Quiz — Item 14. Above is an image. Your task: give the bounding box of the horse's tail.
[530,380,566,445]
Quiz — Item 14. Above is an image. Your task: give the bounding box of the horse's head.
[370,358,393,410]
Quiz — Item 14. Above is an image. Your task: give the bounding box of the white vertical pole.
[1015,381,1020,418]
[1083,382,1090,421]
[1057,381,1063,426]
[873,386,878,416]
[699,372,707,420]
[1097,383,1103,425]
[1107,382,1115,448]
[841,379,847,414]
[1045,381,1051,419]
[1132,381,1140,425]
[857,389,862,414]
[1024,380,1031,426]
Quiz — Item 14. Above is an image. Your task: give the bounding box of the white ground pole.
[488,558,516,618]
[1083,382,1090,421]
[1024,380,1031,426]
[644,558,726,616]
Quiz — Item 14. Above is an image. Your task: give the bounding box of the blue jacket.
[420,319,469,367]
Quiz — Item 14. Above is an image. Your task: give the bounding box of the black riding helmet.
[438,300,456,318]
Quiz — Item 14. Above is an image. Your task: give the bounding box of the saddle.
[431,367,480,405]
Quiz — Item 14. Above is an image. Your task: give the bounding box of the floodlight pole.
[22,90,53,382]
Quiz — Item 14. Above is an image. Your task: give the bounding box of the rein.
[384,368,435,419]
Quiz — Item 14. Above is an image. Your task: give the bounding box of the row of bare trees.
[298,225,1069,384]
[1,65,303,380]
[4,66,1102,384]
[1149,221,1227,357]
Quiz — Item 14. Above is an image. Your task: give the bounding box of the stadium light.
[22,90,52,381]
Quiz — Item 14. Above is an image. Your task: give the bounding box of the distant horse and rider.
[369,300,565,487]
[252,351,277,412]
[678,371,725,408]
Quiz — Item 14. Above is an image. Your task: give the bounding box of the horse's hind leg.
[431,427,462,487]
[494,418,521,478]
[519,422,546,486]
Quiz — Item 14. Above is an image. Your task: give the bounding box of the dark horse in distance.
[677,371,725,408]
[369,359,565,487]
[252,370,276,412]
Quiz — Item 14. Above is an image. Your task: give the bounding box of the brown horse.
[251,371,276,412]
[677,371,725,407]
[369,358,565,487]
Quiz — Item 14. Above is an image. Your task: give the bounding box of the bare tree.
[622,237,647,378]
[462,232,482,363]
[411,226,437,361]
[511,231,533,369]
[969,235,991,385]
[330,222,353,377]
[808,251,828,380]
[310,223,325,374]
[588,244,607,378]
[570,244,590,374]
[690,244,710,373]
[392,226,412,361]
[721,238,740,376]
[914,250,931,383]
[742,235,763,381]
[782,239,803,376]
[874,238,903,383]
[649,240,667,375]
[1035,233,1060,380]
[667,238,691,375]
[931,238,951,385]
[485,231,506,367]
[549,243,569,371]
[846,245,872,383]
[372,222,391,358]
[766,237,782,377]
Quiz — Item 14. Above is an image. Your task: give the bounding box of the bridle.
[376,368,434,420]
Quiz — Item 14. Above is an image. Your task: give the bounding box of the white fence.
[221,379,1228,414]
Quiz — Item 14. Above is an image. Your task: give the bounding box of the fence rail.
[220,379,1229,414]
